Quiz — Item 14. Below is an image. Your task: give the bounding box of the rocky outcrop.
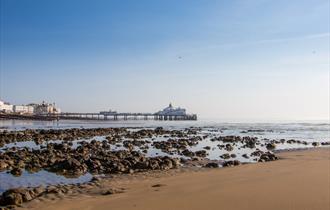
[222,160,241,167]
[204,162,219,168]
[258,152,278,162]
[0,186,45,206]
[266,143,276,150]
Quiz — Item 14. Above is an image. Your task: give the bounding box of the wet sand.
[25,148,330,210]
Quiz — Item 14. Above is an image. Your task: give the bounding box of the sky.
[0,0,329,121]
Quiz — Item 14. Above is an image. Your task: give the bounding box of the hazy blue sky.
[0,0,329,120]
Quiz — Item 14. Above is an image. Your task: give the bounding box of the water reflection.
[0,170,92,193]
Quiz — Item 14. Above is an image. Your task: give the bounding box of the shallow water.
[0,170,92,193]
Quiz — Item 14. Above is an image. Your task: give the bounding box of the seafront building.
[0,100,13,113]
[0,100,61,115]
[28,101,61,115]
[1,100,35,114]
[13,105,34,114]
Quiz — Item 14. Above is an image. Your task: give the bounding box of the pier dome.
[156,103,186,116]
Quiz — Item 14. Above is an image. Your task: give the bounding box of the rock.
[218,136,241,143]
[204,162,219,168]
[102,189,115,195]
[287,139,296,144]
[102,188,124,195]
[180,158,187,164]
[1,188,24,206]
[203,146,211,150]
[154,127,164,134]
[312,142,319,147]
[51,158,87,176]
[242,154,249,159]
[161,158,173,170]
[266,143,276,150]
[225,144,234,151]
[0,161,8,171]
[195,150,207,157]
[134,161,149,170]
[222,160,240,167]
[10,168,22,176]
[91,176,101,182]
[247,129,265,133]
[17,161,25,168]
[21,190,33,202]
[191,157,202,161]
[33,186,45,196]
[243,137,257,148]
[220,153,231,159]
[47,186,62,194]
[149,159,160,170]
[259,152,278,162]
[170,158,180,168]
[182,149,195,157]
[251,150,263,157]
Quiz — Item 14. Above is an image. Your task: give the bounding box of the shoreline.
[19,147,330,210]
[0,113,56,121]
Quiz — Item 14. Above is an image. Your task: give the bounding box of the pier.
[52,112,197,121]
[1,103,197,121]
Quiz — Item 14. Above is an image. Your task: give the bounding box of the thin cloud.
[255,32,330,44]
[179,32,330,56]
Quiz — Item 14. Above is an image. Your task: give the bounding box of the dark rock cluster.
[0,140,180,177]
[0,128,127,147]
[0,186,45,206]
[258,152,278,162]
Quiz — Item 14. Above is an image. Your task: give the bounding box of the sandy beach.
[22,148,329,210]
[2,0,329,209]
